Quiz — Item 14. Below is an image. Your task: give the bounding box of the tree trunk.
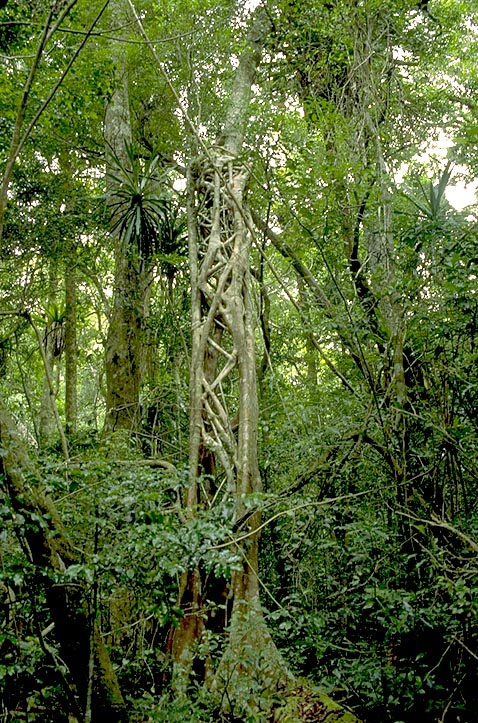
[38,266,62,449]
[171,6,293,704]
[64,239,78,436]
[103,0,149,436]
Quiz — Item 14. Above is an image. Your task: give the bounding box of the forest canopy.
[1,1,478,722]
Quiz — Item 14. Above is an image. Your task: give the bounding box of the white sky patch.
[173,177,186,192]
[446,178,478,211]
[414,129,452,166]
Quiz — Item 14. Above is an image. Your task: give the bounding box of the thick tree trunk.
[0,398,128,721]
[103,1,149,435]
[104,251,146,434]
[171,6,293,703]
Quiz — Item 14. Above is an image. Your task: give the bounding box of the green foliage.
[401,162,454,221]
[2,0,478,721]
[263,495,478,721]
[106,143,169,261]
[0,505,66,721]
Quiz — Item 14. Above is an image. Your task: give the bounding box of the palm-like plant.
[155,200,188,276]
[402,161,454,221]
[106,142,168,262]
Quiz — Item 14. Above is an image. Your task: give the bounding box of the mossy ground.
[272,683,362,722]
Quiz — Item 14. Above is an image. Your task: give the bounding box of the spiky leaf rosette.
[106,143,168,263]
